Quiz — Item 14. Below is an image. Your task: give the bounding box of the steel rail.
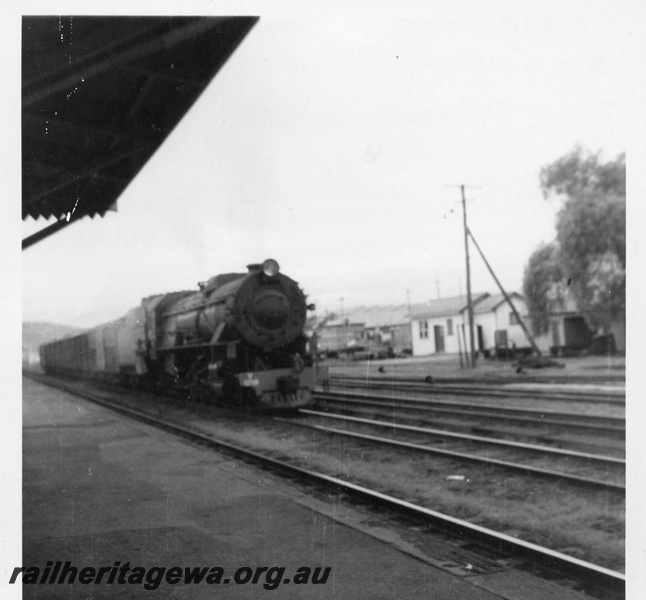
[300,409,625,467]
[276,417,624,492]
[328,376,625,404]
[328,372,625,391]
[315,390,625,433]
[25,372,625,596]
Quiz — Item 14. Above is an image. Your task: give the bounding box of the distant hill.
[22,322,84,364]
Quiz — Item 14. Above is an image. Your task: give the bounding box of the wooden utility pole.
[461,185,477,367]
[467,227,542,356]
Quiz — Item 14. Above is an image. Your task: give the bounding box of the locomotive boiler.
[40,259,319,410]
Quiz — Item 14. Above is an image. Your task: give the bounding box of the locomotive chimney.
[246,263,262,273]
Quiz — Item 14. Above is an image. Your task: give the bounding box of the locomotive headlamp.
[262,258,280,277]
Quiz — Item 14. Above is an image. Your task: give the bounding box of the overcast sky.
[19,1,638,329]
[6,3,646,594]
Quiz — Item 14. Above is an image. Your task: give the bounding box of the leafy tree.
[539,146,626,199]
[555,188,625,328]
[525,147,625,332]
[523,242,564,336]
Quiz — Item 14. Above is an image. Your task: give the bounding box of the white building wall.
[412,297,555,357]
[411,319,434,355]
[412,315,464,355]
[412,296,600,357]
[442,317,461,353]
[476,299,551,353]
[414,298,547,356]
[474,312,496,350]
[494,303,529,347]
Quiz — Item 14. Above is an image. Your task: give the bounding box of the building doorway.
[477,325,484,352]
[434,325,445,352]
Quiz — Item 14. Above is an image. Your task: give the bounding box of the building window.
[419,321,429,339]
[510,312,519,325]
[447,318,453,336]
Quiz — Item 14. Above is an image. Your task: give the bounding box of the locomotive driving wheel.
[189,381,216,404]
[239,387,258,410]
[221,377,257,410]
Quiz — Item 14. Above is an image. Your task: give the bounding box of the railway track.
[328,375,626,405]
[314,389,625,436]
[24,371,625,598]
[289,408,625,492]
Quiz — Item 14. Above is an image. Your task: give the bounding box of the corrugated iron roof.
[410,293,489,320]
[324,318,365,328]
[22,16,257,248]
[472,292,523,314]
[344,305,412,328]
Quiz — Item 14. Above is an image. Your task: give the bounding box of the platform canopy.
[22,15,258,248]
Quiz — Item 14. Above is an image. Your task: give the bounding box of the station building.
[409,292,585,357]
[314,289,622,359]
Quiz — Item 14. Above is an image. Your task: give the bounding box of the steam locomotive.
[40,259,320,409]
